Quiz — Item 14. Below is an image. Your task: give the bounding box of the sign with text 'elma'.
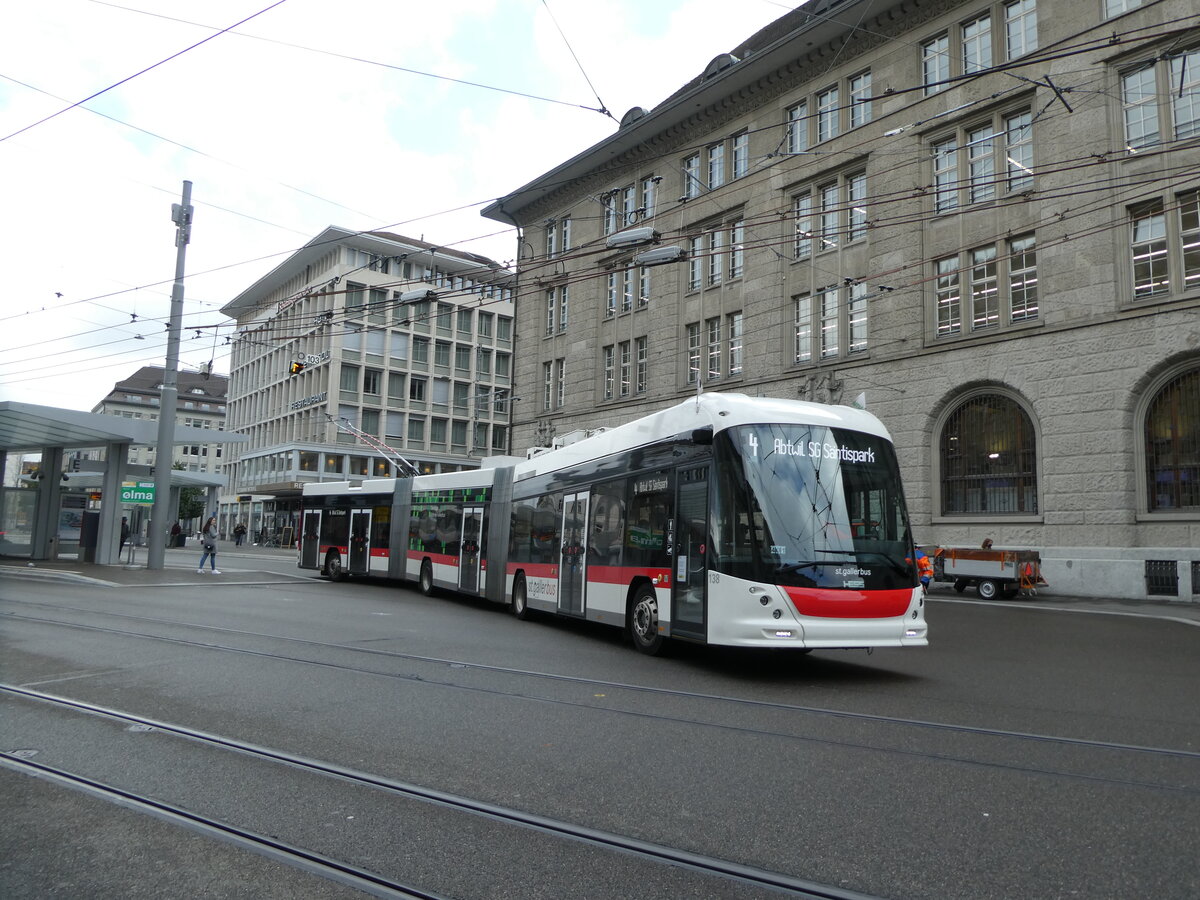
[121,481,156,505]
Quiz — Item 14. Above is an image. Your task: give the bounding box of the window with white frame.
[683,153,702,199]
[1004,0,1037,59]
[686,323,701,384]
[922,34,950,95]
[635,337,648,393]
[727,313,743,375]
[793,294,813,364]
[730,220,745,279]
[934,233,1039,336]
[1130,191,1200,299]
[641,176,659,220]
[688,237,703,291]
[706,318,722,380]
[603,346,615,400]
[806,170,868,253]
[794,285,869,362]
[932,108,1034,212]
[1105,0,1141,17]
[542,362,552,410]
[708,143,726,189]
[606,273,618,317]
[558,284,569,329]
[962,14,992,74]
[709,228,725,286]
[545,289,556,335]
[619,341,631,397]
[794,192,813,259]
[556,358,566,408]
[732,132,749,178]
[849,71,872,128]
[787,101,809,154]
[817,85,840,142]
[1120,48,1200,150]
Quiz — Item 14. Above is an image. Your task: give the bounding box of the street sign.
[121,481,156,505]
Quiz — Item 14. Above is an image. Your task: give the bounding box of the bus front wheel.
[512,575,532,620]
[419,559,434,596]
[629,585,664,655]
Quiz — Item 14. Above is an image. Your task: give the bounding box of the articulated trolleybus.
[299,393,928,655]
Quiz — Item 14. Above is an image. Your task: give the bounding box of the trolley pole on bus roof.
[147,180,193,570]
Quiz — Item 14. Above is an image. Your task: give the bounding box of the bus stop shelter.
[0,401,246,565]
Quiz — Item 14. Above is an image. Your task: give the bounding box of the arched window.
[1145,366,1200,511]
[940,394,1037,514]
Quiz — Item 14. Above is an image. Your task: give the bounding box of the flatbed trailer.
[932,547,1047,599]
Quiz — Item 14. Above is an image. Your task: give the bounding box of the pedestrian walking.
[233,521,247,546]
[197,515,221,575]
[119,517,130,554]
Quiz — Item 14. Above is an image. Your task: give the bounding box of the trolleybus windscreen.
[713,425,915,590]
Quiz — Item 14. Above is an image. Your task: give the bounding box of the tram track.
[3,600,1199,795]
[0,684,875,900]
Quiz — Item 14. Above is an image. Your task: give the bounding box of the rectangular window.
[1004,0,1037,60]
[968,124,996,203]
[638,266,651,308]
[687,323,701,384]
[546,289,556,335]
[545,222,557,259]
[388,372,405,400]
[641,177,658,220]
[847,172,867,241]
[635,337,648,393]
[962,14,992,74]
[794,193,813,259]
[603,346,615,400]
[409,376,427,402]
[1131,202,1169,298]
[412,337,429,365]
[452,420,467,450]
[622,185,637,227]
[848,284,868,353]
[1182,190,1200,292]
[708,228,724,285]
[732,132,749,178]
[706,318,722,380]
[340,364,359,393]
[345,282,365,315]
[849,71,872,127]
[1005,111,1034,190]
[794,295,812,364]
[453,381,469,412]
[478,312,493,338]
[1170,50,1200,140]
[603,196,618,235]
[430,418,447,447]
[820,288,839,358]
[476,348,492,376]
[560,216,572,253]
[727,313,743,375]
[970,246,1000,329]
[729,220,744,278]
[556,358,566,408]
[923,34,950,95]
[936,256,962,336]
[619,342,631,397]
[407,416,425,445]
[454,344,471,373]
[622,268,634,313]
[1105,0,1141,17]
[457,308,472,335]
[787,101,809,154]
[1122,66,1160,149]
[817,86,839,141]
[606,273,618,317]
[1009,235,1039,320]
[434,341,451,368]
[688,236,703,291]
[558,285,569,330]
[363,369,381,396]
[819,182,840,251]
[708,143,725,189]
[543,362,552,411]
[683,153,702,199]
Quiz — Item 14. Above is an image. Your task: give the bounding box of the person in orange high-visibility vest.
[908,549,934,589]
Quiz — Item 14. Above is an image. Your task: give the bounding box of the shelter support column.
[29,446,65,561]
[96,442,129,565]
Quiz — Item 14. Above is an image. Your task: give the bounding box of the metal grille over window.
[1145,367,1200,511]
[940,394,1037,514]
[1145,560,1179,597]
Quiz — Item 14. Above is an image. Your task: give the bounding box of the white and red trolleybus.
[298,393,928,654]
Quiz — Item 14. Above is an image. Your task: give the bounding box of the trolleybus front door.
[300,511,321,569]
[672,467,708,641]
[558,492,589,615]
[348,510,371,575]
[459,506,483,593]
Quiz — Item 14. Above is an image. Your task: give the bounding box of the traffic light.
[289,360,305,375]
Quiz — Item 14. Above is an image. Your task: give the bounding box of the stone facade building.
[218,227,514,542]
[484,0,1200,600]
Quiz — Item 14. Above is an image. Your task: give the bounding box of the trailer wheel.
[629,585,664,655]
[977,578,999,600]
[418,559,434,596]
[953,578,969,593]
[512,574,533,620]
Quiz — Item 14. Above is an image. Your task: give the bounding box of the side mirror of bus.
[690,427,713,445]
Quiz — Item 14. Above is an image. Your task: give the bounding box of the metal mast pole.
[147,180,193,569]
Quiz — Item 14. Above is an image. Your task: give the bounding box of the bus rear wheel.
[512,575,533,620]
[418,559,434,596]
[629,585,664,655]
[325,551,348,581]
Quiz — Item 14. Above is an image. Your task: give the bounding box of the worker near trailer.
[906,548,934,589]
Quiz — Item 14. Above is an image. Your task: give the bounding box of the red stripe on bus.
[505,562,671,587]
[782,586,912,619]
[407,550,459,567]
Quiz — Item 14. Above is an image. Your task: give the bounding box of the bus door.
[300,510,321,569]
[672,466,708,641]
[459,506,484,593]
[558,491,589,615]
[349,509,371,575]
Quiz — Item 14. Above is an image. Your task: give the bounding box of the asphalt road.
[1,555,1198,899]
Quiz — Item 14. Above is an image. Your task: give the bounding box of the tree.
[173,463,206,522]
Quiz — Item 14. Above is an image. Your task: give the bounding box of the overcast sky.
[0,0,793,410]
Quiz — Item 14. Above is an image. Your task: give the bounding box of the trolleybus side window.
[588,479,626,566]
[321,508,348,546]
[625,472,670,568]
[370,506,390,549]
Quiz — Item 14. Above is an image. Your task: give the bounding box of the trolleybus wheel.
[977,578,999,600]
[512,575,532,620]
[419,559,434,596]
[629,585,664,655]
[325,551,348,581]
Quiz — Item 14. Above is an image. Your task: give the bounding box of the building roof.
[98,365,228,406]
[481,0,875,225]
[220,226,512,318]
